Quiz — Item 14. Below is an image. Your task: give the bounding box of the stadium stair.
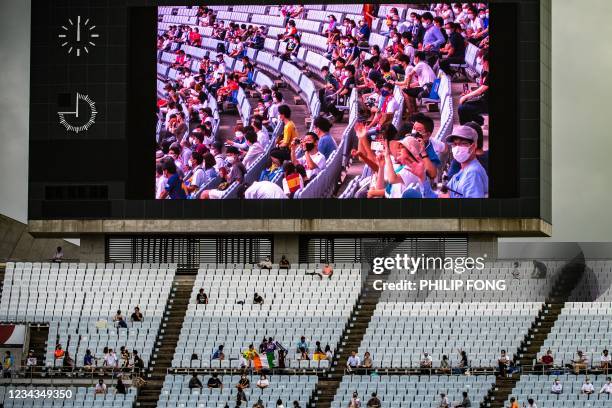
[309,241,402,407]
[482,256,586,408]
[28,324,50,370]
[135,269,197,408]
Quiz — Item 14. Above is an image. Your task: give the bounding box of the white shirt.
[245,181,286,199]
[256,379,270,387]
[257,128,270,146]
[243,142,265,169]
[582,383,595,393]
[104,353,118,367]
[551,382,562,393]
[601,354,611,363]
[298,151,326,179]
[347,355,361,367]
[413,61,437,87]
[95,383,107,393]
[384,96,400,114]
[386,165,421,198]
[600,382,612,394]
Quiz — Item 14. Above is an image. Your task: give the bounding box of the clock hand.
[75,93,79,118]
[77,16,81,42]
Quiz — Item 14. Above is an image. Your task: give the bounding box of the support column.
[273,234,300,264]
[79,234,105,262]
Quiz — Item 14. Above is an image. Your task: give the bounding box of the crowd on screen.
[155,3,490,200]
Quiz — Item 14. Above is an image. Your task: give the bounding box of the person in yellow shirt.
[277,105,298,149]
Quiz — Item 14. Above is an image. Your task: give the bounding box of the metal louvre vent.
[300,236,469,263]
[106,236,272,265]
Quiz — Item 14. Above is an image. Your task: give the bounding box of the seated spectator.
[200,146,246,199]
[366,392,381,408]
[256,374,270,390]
[420,352,433,369]
[551,378,563,394]
[114,378,127,395]
[52,246,64,263]
[279,255,290,269]
[116,316,127,329]
[362,352,373,369]
[212,345,225,361]
[276,399,285,408]
[120,346,131,368]
[601,349,611,371]
[439,355,451,374]
[498,349,511,377]
[25,350,37,371]
[196,288,208,304]
[113,310,123,322]
[253,293,264,305]
[438,392,450,408]
[276,105,298,151]
[189,373,203,389]
[242,129,265,169]
[312,116,336,160]
[130,307,143,322]
[207,373,223,389]
[349,392,361,408]
[133,350,144,371]
[258,256,273,269]
[455,391,471,407]
[346,351,361,372]
[235,373,249,403]
[292,401,301,408]
[572,351,589,374]
[457,350,469,370]
[439,22,466,75]
[526,398,537,408]
[325,345,333,361]
[321,263,334,279]
[421,12,445,52]
[62,351,74,370]
[509,397,519,408]
[104,349,118,369]
[95,378,107,395]
[84,349,95,369]
[313,341,326,361]
[458,50,489,125]
[54,344,65,360]
[282,162,304,198]
[403,51,436,109]
[540,349,554,368]
[600,377,612,394]
[159,159,187,199]
[297,336,310,360]
[217,73,240,106]
[447,121,489,180]
[290,132,327,182]
[442,126,488,198]
[581,378,595,394]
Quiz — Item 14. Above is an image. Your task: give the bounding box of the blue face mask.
[381,90,390,97]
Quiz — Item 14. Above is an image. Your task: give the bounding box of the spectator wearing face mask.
[200,146,246,199]
[421,12,445,52]
[447,121,488,180]
[159,159,186,199]
[458,51,489,125]
[290,132,327,182]
[439,22,467,75]
[443,126,488,198]
[242,129,265,169]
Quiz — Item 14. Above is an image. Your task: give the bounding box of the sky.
[1,0,611,242]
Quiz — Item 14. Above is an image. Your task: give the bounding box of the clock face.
[58,93,98,133]
[57,16,99,56]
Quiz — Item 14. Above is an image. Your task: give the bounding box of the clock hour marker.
[59,17,99,57]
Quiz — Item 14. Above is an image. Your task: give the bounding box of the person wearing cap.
[443,125,488,198]
[447,121,488,180]
[384,131,426,199]
[572,350,589,374]
[551,377,563,394]
[581,377,595,394]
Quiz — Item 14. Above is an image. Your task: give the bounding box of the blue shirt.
[84,355,94,366]
[358,25,370,41]
[165,173,187,199]
[422,25,445,51]
[318,134,337,159]
[425,142,441,167]
[447,159,488,198]
[448,152,489,180]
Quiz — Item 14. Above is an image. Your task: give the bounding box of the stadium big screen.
[156,4,490,200]
[29,1,548,226]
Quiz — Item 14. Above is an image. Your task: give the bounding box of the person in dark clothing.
[196,288,209,304]
[366,392,382,407]
[207,373,223,389]
[439,22,466,75]
[189,373,203,389]
[115,378,127,394]
[458,50,489,125]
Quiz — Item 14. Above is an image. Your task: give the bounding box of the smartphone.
[371,141,383,152]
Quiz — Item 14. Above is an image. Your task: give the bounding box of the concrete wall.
[0,215,79,262]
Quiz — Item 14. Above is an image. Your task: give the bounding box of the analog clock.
[57,16,99,56]
[58,93,98,133]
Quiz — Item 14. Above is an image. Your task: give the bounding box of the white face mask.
[452,145,473,163]
[446,29,452,35]
[226,156,236,164]
[235,131,244,139]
